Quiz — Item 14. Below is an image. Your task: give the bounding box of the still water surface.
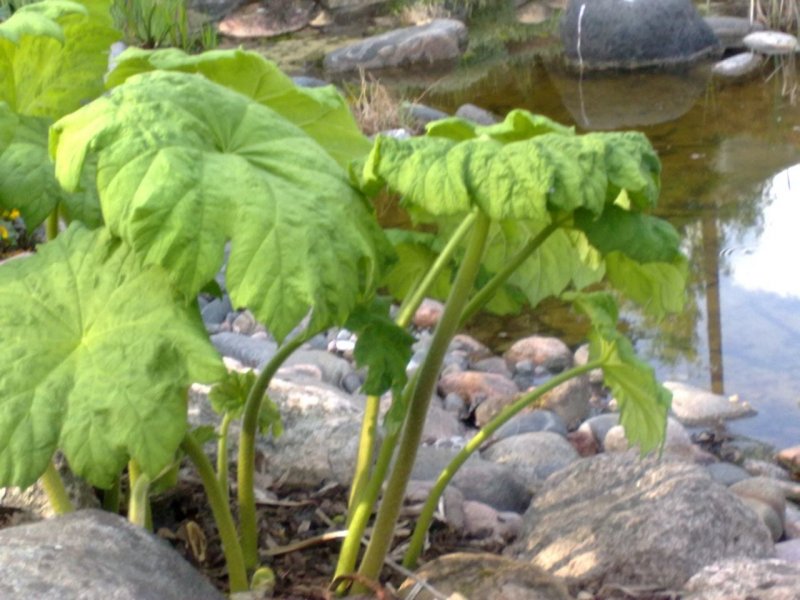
[403,57,800,448]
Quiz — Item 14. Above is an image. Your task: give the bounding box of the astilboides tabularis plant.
[0,0,688,595]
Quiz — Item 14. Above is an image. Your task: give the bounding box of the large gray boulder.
[561,0,720,69]
[323,19,467,73]
[0,510,223,599]
[508,452,775,594]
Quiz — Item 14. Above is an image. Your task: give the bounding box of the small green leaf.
[571,292,670,453]
[258,394,282,440]
[473,109,575,143]
[0,103,100,230]
[0,224,223,489]
[345,297,415,396]
[605,251,688,317]
[425,117,479,141]
[105,47,371,169]
[51,70,391,342]
[383,230,452,302]
[574,205,681,264]
[210,370,257,417]
[209,370,282,438]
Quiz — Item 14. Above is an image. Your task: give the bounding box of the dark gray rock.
[400,102,450,126]
[561,0,720,70]
[509,452,775,593]
[579,413,619,449]
[705,15,764,50]
[398,553,573,600]
[454,103,500,125]
[201,295,232,327]
[482,432,579,489]
[323,19,467,73]
[210,331,277,367]
[683,558,800,599]
[489,409,568,444]
[0,509,223,599]
[706,461,751,486]
[451,461,533,513]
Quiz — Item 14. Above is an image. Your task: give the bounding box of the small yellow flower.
[0,225,8,240]
[9,209,19,220]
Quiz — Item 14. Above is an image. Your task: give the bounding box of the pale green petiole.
[402,357,607,568]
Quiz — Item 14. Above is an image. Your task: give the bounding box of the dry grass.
[399,1,452,26]
[751,0,800,34]
[346,70,417,136]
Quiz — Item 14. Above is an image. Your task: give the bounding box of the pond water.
[398,56,800,449]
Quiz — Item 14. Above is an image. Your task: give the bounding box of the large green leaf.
[51,70,390,342]
[0,224,223,489]
[605,251,688,317]
[570,292,670,453]
[574,205,681,264]
[360,131,659,221]
[0,0,119,119]
[105,47,371,169]
[0,102,101,229]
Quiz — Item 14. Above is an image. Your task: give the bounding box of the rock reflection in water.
[544,62,711,129]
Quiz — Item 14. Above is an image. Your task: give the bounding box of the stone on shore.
[705,15,764,50]
[398,553,573,600]
[218,0,316,38]
[712,52,763,79]
[0,510,224,600]
[504,335,573,373]
[744,30,799,55]
[683,558,800,599]
[323,19,467,73]
[664,380,756,425]
[482,431,579,489]
[509,452,774,593]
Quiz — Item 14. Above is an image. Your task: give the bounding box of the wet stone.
[713,51,763,80]
[744,30,799,55]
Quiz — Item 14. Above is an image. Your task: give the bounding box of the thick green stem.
[182,433,249,594]
[402,358,606,568]
[355,211,491,586]
[128,466,151,529]
[334,384,411,587]
[348,211,479,518]
[395,211,478,328]
[459,219,564,326]
[102,476,121,514]
[40,461,74,515]
[217,412,233,505]
[237,331,315,570]
[346,393,381,520]
[45,209,59,241]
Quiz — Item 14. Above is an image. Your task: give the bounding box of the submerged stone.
[712,51,763,79]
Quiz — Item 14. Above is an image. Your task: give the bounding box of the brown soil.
[148,474,472,599]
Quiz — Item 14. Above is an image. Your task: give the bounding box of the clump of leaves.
[0,8,687,598]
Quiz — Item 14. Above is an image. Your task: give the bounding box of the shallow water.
[402,56,800,449]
